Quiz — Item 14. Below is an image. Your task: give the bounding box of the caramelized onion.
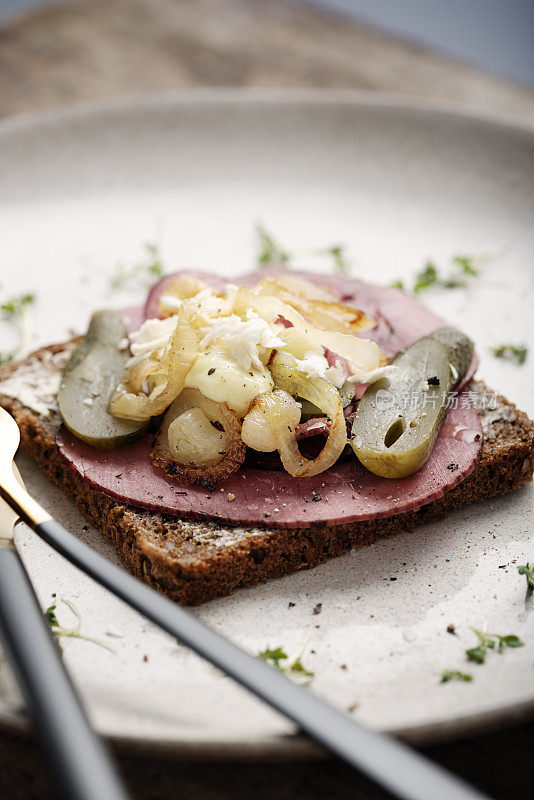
[249,352,347,477]
[254,276,375,334]
[316,330,381,378]
[151,389,245,486]
[233,288,381,380]
[242,391,301,452]
[169,407,228,464]
[158,277,210,317]
[109,308,198,421]
[233,288,303,328]
[297,299,374,334]
[257,275,336,303]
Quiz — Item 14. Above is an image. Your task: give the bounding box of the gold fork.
[0,410,50,529]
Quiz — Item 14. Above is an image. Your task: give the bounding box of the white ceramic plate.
[0,90,533,757]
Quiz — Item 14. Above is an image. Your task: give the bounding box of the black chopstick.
[0,546,129,800]
[32,517,491,800]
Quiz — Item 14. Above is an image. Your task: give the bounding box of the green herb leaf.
[413,262,439,293]
[255,223,351,273]
[440,669,473,683]
[452,255,479,277]
[256,224,290,268]
[395,251,486,295]
[466,644,487,664]
[259,646,288,670]
[390,279,405,290]
[466,628,524,664]
[44,604,62,652]
[496,635,524,652]
[323,244,350,274]
[1,293,35,318]
[44,604,59,629]
[110,242,164,289]
[144,244,164,279]
[441,277,467,289]
[518,563,534,597]
[473,630,495,650]
[0,351,15,365]
[44,600,113,655]
[290,659,314,678]
[0,292,36,364]
[491,344,528,366]
[259,646,313,679]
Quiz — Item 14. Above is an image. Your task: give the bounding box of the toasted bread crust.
[1,342,533,605]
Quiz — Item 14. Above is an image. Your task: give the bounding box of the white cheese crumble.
[159,294,182,310]
[347,364,396,385]
[189,288,230,318]
[199,310,284,371]
[293,351,345,388]
[127,317,178,367]
[185,286,237,323]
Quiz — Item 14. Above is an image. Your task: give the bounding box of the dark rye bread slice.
[1,341,533,606]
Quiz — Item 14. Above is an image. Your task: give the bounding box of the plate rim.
[0,87,533,758]
[2,690,533,758]
[0,86,533,141]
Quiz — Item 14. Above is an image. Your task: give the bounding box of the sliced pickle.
[58,311,149,449]
[350,328,474,478]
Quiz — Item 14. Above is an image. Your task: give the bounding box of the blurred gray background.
[1,0,534,87]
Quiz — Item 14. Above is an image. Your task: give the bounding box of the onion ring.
[151,388,246,486]
[109,308,198,421]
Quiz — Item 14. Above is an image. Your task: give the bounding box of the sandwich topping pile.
[54,269,484,528]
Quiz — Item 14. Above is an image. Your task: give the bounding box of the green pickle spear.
[58,310,149,449]
[350,328,474,479]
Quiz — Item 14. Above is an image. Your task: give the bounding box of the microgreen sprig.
[259,646,314,679]
[256,224,290,267]
[317,244,351,274]
[440,669,473,683]
[0,292,36,364]
[465,628,523,664]
[110,242,164,289]
[518,563,534,597]
[255,224,351,274]
[45,602,114,655]
[491,344,528,366]
[392,252,488,294]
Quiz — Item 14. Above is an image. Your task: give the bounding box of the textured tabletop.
[1,0,534,120]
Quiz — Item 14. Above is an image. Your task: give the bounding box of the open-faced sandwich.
[1,269,533,604]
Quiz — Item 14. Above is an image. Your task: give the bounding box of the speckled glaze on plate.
[0,90,533,757]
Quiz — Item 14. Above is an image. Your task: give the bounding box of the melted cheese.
[184,349,273,417]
